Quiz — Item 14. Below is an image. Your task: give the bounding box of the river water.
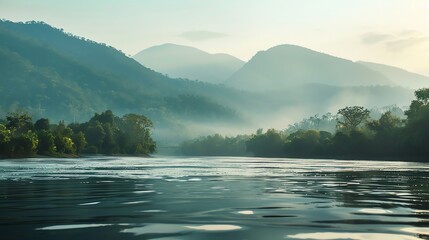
[1,156,429,240]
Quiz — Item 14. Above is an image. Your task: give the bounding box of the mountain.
[0,20,417,145]
[358,61,429,89]
[226,44,392,92]
[0,21,247,133]
[133,43,245,84]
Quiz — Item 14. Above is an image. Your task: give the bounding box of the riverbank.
[0,153,152,159]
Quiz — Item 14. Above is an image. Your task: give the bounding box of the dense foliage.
[181,89,429,160]
[180,134,250,156]
[0,110,156,157]
[286,113,337,133]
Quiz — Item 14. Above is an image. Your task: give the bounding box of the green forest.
[0,110,155,157]
[180,88,429,160]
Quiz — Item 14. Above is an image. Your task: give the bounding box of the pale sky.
[1,0,429,75]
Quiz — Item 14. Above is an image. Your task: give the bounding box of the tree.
[403,88,429,157]
[4,112,38,156]
[121,114,156,154]
[405,88,429,120]
[101,124,119,154]
[55,136,75,154]
[84,122,106,152]
[246,129,285,157]
[90,110,115,125]
[34,118,50,131]
[286,130,320,156]
[367,111,401,135]
[72,132,87,154]
[52,121,74,153]
[415,88,429,105]
[52,121,73,138]
[366,111,402,156]
[337,106,370,132]
[36,130,56,154]
[11,130,38,156]
[0,124,11,155]
[6,112,33,133]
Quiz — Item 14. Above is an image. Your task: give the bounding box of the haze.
[1,0,428,75]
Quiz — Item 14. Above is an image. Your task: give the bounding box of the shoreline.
[1,153,426,163]
[0,153,151,160]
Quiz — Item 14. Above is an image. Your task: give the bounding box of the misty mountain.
[0,20,246,129]
[133,43,245,84]
[358,61,429,89]
[226,44,392,92]
[0,20,416,146]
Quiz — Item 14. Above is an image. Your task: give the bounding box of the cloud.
[361,31,429,51]
[179,30,227,42]
[399,30,421,36]
[361,32,392,45]
[386,37,429,51]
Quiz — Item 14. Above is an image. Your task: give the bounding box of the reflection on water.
[287,232,421,240]
[185,224,242,231]
[37,224,113,230]
[238,210,254,215]
[0,156,429,239]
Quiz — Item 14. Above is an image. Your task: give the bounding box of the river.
[1,156,429,239]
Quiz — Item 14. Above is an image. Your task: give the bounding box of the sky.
[1,0,429,75]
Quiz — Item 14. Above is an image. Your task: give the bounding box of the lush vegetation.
[0,110,155,157]
[181,88,429,160]
[180,134,250,156]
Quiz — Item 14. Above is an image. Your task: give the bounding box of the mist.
[0,20,427,156]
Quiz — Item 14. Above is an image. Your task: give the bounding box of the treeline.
[180,134,250,156]
[180,88,429,160]
[0,110,155,157]
[284,105,404,134]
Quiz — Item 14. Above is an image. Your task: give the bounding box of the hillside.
[358,61,429,89]
[226,44,392,92]
[133,43,245,84]
[0,21,247,133]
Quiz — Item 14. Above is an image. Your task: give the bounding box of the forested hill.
[0,20,246,126]
[0,20,167,85]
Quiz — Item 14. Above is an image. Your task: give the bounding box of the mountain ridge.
[0,20,417,145]
[358,61,429,89]
[225,44,393,92]
[0,20,246,125]
[133,43,245,84]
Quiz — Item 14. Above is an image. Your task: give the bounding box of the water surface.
[1,156,429,239]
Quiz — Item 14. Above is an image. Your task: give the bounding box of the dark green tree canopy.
[337,106,370,132]
[367,111,401,134]
[6,112,33,133]
[0,110,155,157]
[34,118,50,131]
[415,88,429,105]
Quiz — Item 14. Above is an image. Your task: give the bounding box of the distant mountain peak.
[141,43,202,52]
[225,43,393,92]
[133,43,245,84]
[358,61,429,89]
[267,43,311,50]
